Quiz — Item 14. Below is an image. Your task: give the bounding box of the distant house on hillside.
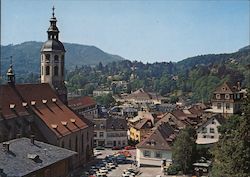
[121,88,167,105]
[0,138,76,177]
[136,122,176,167]
[196,115,226,145]
[207,82,247,115]
[93,89,113,97]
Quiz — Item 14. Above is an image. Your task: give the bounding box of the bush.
[167,164,181,175]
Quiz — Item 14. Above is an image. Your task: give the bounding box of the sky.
[1,0,249,63]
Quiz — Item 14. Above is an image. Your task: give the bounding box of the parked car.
[112,146,122,150]
[124,146,136,150]
[95,146,105,150]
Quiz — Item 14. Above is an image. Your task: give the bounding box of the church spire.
[47,6,59,40]
[7,57,15,84]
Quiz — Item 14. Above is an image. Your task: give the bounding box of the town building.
[128,111,155,142]
[0,137,76,177]
[93,117,128,148]
[196,115,225,145]
[120,88,167,105]
[93,89,113,97]
[136,122,176,167]
[208,82,247,115]
[68,96,98,120]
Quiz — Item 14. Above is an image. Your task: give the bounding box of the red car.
[124,146,136,150]
[112,146,122,150]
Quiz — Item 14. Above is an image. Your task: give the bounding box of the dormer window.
[61,121,67,126]
[22,102,28,107]
[31,101,36,106]
[51,124,58,129]
[52,98,57,102]
[9,104,15,109]
[42,100,47,104]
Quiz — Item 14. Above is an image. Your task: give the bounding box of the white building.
[136,123,176,167]
[196,115,225,145]
[207,82,246,115]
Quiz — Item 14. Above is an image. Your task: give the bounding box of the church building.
[0,7,93,169]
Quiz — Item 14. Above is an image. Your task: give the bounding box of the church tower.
[41,7,67,104]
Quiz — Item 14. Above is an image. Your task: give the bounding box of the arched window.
[54,66,58,76]
[46,66,50,75]
[54,55,59,63]
[45,54,50,63]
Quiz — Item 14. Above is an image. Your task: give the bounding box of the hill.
[0,41,124,76]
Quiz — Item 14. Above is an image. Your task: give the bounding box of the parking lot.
[76,148,167,177]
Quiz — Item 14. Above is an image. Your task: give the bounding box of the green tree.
[211,92,250,177]
[94,93,115,108]
[172,127,197,174]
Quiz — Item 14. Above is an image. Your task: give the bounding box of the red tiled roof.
[68,96,96,109]
[137,122,175,150]
[0,83,89,137]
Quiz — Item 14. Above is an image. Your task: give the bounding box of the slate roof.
[68,96,96,109]
[134,119,153,130]
[136,122,176,150]
[0,83,89,137]
[125,88,164,101]
[213,82,240,94]
[0,138,76,177]
[196,114,226,132]
[106,117,128,131]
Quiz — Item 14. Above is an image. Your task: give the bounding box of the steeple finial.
[7,56,15,84]
[52,6,55,17]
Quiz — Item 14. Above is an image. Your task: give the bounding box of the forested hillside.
[66,46,250,102]
[0,41,124,78]
[1,41,249,103]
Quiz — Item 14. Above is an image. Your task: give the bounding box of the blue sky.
[1,0,249,63]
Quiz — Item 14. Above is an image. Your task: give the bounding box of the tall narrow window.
[54,66,58,76]
[46,66,50,75]
[45,54,50,63]
[54,55,59,63]
[69,138,72,149]
[75,136,78,152]
[61,64,64,76]
[82,134,84,153]
[41,66,43,75]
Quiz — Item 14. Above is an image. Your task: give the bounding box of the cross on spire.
[52,6,55,17]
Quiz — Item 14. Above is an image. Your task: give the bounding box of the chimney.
[2,142,10,152]
[30,135,35,144]
[237,81,241,90]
